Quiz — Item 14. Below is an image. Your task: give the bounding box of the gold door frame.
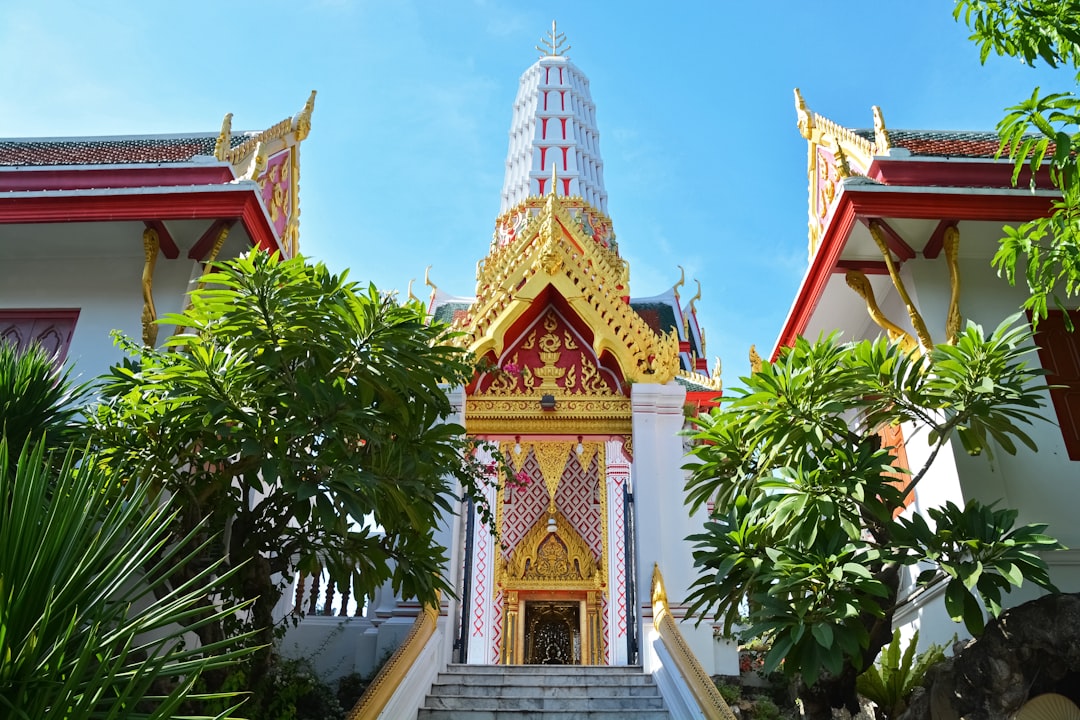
[497,513,605,665]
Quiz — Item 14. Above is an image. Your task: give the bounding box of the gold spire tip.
[537,20,570,58]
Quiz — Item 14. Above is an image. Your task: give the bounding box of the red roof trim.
[0,165,235,192]
[0,188,283,256]
[772,187,1055,359]
[867,157,1053,189]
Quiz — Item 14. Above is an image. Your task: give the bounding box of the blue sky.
[1,1,1068,384]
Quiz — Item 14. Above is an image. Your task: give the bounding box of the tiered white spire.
[499,22,607,215]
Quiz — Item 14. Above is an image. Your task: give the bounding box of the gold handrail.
[651,564,737,720]
[345,594,440,720]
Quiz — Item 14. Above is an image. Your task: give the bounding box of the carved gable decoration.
[498,512,600,592]
[477,308,622,397]
[257,150,293,238]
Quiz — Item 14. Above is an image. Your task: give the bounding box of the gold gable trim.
[453,193,680,385]
[795,88,891,256]
[498,512,602,592]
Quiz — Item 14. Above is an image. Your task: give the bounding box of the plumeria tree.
[955,0,1080,324]
[90,251,495,709]
[684,318,1061,719]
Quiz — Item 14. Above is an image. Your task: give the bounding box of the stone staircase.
[416,664,671,719]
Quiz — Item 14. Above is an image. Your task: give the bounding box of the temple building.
[0,95,315,366]
[776,91,1080,646]
[417,23,725,676]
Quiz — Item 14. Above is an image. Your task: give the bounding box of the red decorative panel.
[257,150,291,237]
[500,449,550,558]
[1034,310,1080,460]
[555,451,602,560]
[477,308,623,396]
[0,309,79,363]
[878,422,914,515]
[491,589,503,663]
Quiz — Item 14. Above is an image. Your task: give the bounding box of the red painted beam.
[0,165,234,192]
[772,187,1056,359]
[0,188,283,256]
[923,219,958,259]
[188,218,237,260]
[834,260,890,275]
[867,158,1054,190]
[143,219,179,259]
[863,218,916,261]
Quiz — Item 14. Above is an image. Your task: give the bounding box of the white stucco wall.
[0,250,203,383]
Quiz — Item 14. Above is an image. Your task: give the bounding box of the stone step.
[432,674,657,688]
[424,694,667,711]
[443,664,646,675]
[428,681,661,698]
[417,711,672,720]
[418,665,670,720]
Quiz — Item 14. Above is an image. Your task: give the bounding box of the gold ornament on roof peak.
[673,265,685,295]
[537,20,570,58]
[872,105,890,152]
[794,88,813,140]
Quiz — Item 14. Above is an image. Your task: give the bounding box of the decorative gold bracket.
[845,270,917,352]
[868,220,933,350]
[141,227,160,347]
[943,225,962,344]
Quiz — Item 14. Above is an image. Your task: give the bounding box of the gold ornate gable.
[794,88,891,257]
[451,191,680,386]
[468,307,632,433]
[213,91,317,257]
[498,512,601,592]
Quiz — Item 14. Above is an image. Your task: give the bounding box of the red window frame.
[0,309,80,364]
[1032,309,1080,461]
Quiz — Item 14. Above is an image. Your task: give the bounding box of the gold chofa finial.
[872,105,890,152]
[794,88,813,140]
[537,20,570,58]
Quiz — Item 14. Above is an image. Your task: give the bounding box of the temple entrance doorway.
[524,600,581,664]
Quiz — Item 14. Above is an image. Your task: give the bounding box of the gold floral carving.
[943,225,962,345]
[467,396,631,435]
[141,227,159,348]
[534,441,574,507]
[796,91,894,257]
[454,192,679,385]
[500,513,600,591]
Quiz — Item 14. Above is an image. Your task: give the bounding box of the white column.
[605,438,632,665]
[465,443,499,664]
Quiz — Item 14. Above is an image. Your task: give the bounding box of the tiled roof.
[0,132,254,167]
[630,301,678,337]
[853,128,1005,159]
[432,301,471,326]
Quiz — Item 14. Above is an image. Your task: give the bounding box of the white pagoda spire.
[499,22,608,215]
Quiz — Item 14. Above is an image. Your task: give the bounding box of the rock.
[898,593,1080,720]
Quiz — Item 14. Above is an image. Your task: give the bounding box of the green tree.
[89,251,493,706]
[955,0,1080,324]
[0,439,254,719]
[684,318,1060,720]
